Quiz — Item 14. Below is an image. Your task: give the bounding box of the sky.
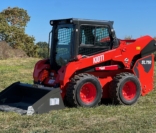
[0,0,156,43]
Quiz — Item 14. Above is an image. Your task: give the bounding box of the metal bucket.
[0,82,65,115]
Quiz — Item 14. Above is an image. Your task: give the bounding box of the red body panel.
[33,35,155,99]
[132,55,154,96]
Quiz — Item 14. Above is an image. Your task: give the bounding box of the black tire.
[66,73,102,107]
[109,72,141,105]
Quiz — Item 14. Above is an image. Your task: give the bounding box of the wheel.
[66,73,102,107]
[109,72,141,105]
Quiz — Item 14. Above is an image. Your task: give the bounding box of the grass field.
[0,58,156,133]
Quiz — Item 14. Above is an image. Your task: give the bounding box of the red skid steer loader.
[0,18,155,115]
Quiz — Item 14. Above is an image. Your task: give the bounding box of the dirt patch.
[0,41,27,59]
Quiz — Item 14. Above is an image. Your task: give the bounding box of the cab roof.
[50,18,114,26]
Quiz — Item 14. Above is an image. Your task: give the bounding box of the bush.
[0,41,27,59]
[36,41,49,58]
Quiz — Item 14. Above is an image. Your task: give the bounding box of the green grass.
[0,58,156,133]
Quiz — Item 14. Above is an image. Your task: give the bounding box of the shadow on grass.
[101,98,113,106]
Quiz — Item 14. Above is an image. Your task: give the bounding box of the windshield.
[54,24,74,66]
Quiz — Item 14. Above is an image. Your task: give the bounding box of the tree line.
[0,7,156,59]
[0,7,48,58]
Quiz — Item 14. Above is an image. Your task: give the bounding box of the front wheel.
[66,73,102,107]
[109,72,141,105]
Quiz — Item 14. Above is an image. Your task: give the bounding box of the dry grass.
[0,41,27,59]
[0,58,156,133]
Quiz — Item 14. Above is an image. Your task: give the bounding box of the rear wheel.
[66,73,102,107]
[109,72,141,105]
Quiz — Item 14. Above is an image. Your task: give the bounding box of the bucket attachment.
[0,82,65,115]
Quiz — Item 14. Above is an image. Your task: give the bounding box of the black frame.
[49,18,118,69]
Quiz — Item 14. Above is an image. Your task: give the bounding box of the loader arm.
[112,36,156,68]
[57,35,156,90]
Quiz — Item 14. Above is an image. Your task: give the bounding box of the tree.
[124,36,132,40]
[1,7,30,28]
[0,14,9,41]
[0,7,38,57]
[36,41,49,58]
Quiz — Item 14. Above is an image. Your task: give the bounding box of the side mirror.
[111,29,116,39]
[111,29,119,48]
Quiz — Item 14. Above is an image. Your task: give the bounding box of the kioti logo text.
[93,55,104,64]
